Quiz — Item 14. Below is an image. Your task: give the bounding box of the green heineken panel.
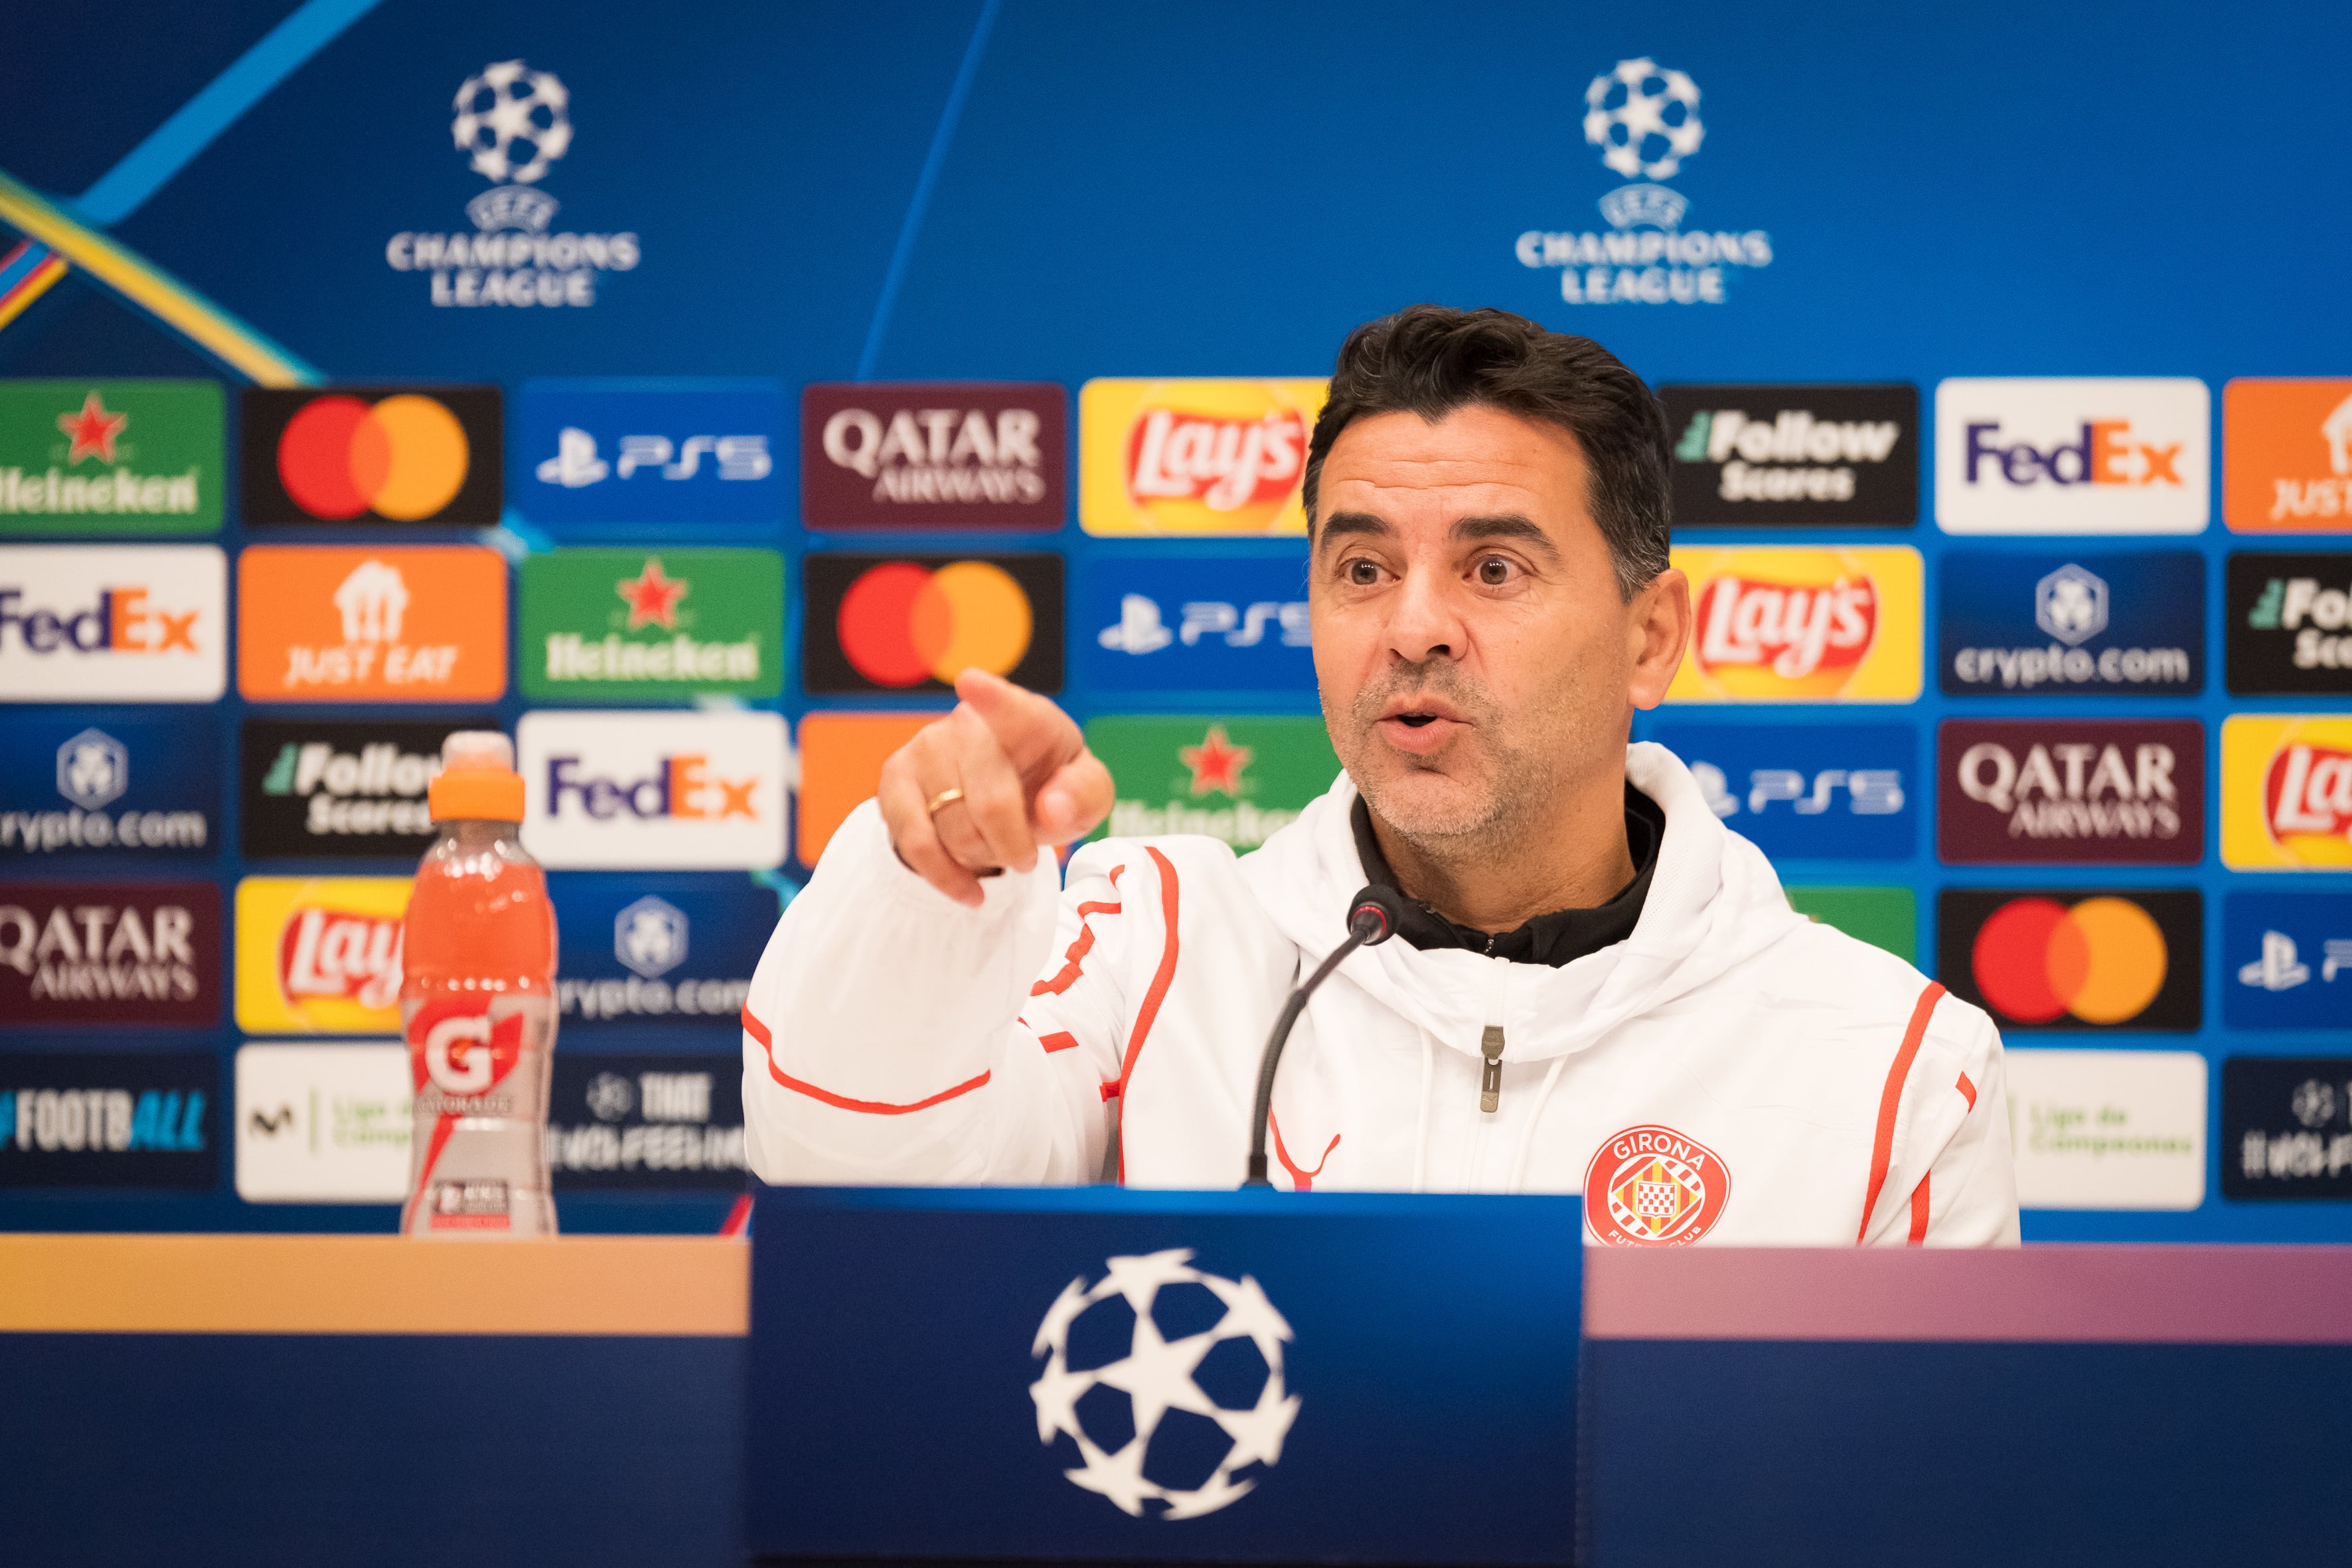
[519,546,785,701]
[0,380,224,534]
[1784,885,1917,963]
[1085,716,1342,850]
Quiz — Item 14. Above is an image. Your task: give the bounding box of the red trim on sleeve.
[1908,1174,1931,1244]
[1269,1111,1342,1193]
[1857,980,1947,1243]
[1030,899,1124,996]
[1099,1081,1121,1101]
[1038,1031,1081,1054]
[742,1004,990,1115]
[1956,1071,1978,1110]
[1115,847,1182,1184]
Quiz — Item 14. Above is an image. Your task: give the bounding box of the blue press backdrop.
[1,0,2347,1239]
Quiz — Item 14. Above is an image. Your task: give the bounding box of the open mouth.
[1395,712,1439,729]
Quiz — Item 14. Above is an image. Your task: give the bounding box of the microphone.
[1243,886,1404,1188]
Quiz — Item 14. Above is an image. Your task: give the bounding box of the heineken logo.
[520,547,783,701]
[0,380,223,534]
[1088,716,1340,849]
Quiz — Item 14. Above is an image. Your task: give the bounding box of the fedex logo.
[0,545,226,701]
[544,753,759,822]
[1936,379,2208,535]
[518,711,785,870]
[1962,421,2181,488]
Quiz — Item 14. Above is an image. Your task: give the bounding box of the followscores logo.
[518,710,788,870]
[516,378,783,525]
[1938,550,2202,696]
[2229,552,2352,694]
[1936,378,2209,534]
[1661,385,1915,525]
[0,544,226,701]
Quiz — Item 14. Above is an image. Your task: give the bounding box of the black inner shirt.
[1349,785,1664,967]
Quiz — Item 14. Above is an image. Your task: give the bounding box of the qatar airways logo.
[1693,573,1877,680]
[1126,407,1305,514]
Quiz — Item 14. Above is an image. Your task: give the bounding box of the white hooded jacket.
[741,743,2020,1245]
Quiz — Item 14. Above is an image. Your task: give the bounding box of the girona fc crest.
[1583,1124,1731,1245]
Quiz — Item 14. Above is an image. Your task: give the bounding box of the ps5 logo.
[536,429,772,489]
[1693,763,1905,817]
[1098,595,1310,655]
[2238,929,2352,992]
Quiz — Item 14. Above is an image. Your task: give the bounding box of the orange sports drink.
[398,732,560,1237]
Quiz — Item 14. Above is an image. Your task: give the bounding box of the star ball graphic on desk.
[803,552,1062,695]
[1028,1248,1298,1520]
[1938,888,2201,1032]
[240,387,502,525]
[0,380,223,534]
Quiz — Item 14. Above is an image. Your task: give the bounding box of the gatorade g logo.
[803,553,1063,695]
[1938,888,2200,1032]
[241,387,501,526]
[1583,1124,1731,1245]
[410,998,523,1098]
[2222,717,2352,870]
[1670,547,1921,701]
[1079,379,1326,535]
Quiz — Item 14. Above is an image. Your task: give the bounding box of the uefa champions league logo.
[1583,56,1704,181]
[453,60,572,187]
[1029,1249,1300,1520]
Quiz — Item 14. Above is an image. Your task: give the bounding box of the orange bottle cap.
[428,730,526,823]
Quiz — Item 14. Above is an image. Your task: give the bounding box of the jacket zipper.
[1478,959,1508,1113]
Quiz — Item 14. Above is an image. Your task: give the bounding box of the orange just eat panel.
[238,544,507,702]
[1667,546,1922,702]
[797,712,933,864]
[2223,378,2352,532]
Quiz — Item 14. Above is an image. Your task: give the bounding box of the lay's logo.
[2223,717,2352,869]
[1081,378,1326,535]
[1669,547,1921,702]
[234,876,412,1034]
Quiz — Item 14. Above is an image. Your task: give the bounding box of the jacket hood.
[1236,742,1809,1063]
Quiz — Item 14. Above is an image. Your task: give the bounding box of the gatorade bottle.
[398,732,559,1238]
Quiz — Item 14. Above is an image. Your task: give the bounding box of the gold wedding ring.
[925,787,966,816]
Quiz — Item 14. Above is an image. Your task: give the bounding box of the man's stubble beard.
[1323,658,1618,872]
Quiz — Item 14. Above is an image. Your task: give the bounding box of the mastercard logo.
[836,560,1033,688]
[275,394,470,521]
[1969,896,2167,1025]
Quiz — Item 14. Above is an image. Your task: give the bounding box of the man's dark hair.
[1301,305,1672,599]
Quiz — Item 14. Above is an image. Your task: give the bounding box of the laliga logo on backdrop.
[1512,56,1772,306]
[1029,1249,1299,1520]
[384,59,643,309]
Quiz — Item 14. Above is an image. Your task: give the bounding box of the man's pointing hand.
[878,668,1115,907]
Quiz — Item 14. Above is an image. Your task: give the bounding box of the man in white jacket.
[745,305,2019,1245]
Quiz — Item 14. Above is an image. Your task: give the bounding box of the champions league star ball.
[1028,1249,1301,1520]
[1583,56,1704,181]
[452,60,574,186]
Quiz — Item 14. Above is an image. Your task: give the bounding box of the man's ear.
[1626,567,1690,711]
